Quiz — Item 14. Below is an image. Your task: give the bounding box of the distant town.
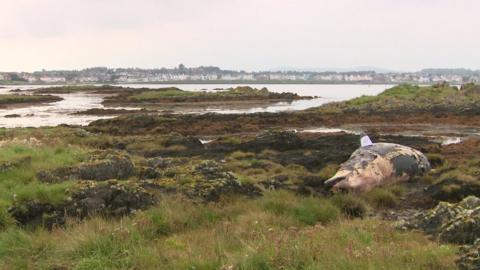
[1,65,479,85]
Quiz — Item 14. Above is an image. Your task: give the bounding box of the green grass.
[363,187,400,208]
[316,83,480,113]
[331,193,368,217]
[0,94,61,104]
[0,143,88,209]
[0,127,463,269]
[262,191,340,225]
[128,86,288,102]
[0,192,458,269]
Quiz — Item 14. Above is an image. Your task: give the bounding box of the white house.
[40,76,66,83]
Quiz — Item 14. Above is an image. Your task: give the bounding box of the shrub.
[364,188,398,208]
[388,185,406,196]
[331,194,367,218]
[426,153,445,168]
[0,206,14,230]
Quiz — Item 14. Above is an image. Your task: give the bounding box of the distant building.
[1,66,479,85]
[0,73,11,81]
[241,74,254,80]
[20,73,37,82]
[268,73,283,80]
[203,74,219,80]
[40,76,66,83]
[221,74,241,80]
[78,76,99,83]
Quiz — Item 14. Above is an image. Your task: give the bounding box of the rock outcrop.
[240,130,303,152]
[398,196,480,244]
[398,196,480,270]
[457,239,480,270]
[188,160,261,201]
[9,180,154,228]
[37,155,135,183]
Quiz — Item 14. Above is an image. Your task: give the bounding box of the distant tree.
[8,73,27,82]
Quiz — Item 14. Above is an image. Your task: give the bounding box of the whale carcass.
[324,136,431,192]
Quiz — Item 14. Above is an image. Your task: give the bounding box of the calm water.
[0,84,393,127]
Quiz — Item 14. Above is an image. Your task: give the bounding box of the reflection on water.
[189,98,326,114]
[301,127,358,134]
[0,84,393,127]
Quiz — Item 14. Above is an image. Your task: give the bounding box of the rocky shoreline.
[1,83,480,268]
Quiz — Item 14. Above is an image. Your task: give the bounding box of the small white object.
[360,135,373,147]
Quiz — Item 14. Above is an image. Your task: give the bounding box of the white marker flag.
[361,135,373,147]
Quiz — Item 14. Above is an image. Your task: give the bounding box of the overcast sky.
[1,0,479,72]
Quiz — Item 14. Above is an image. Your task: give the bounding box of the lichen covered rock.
[151,160,261,201]
[399,196,480,244]
[457,239,480,270]
[398,196,480,269]
[190,160,260,201]
[69,180,155,217]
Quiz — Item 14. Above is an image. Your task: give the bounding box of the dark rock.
[137,166,161,179]
[8,201,64,228]
[164,135,203,149]
[241,130,303,152]
[301,175,325,187]
[9,180,155,228]
[274,174,289,182]
[76,156,135,180]
[426,175,480,203]
[37,155,136,183]
[4,114,21,118]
